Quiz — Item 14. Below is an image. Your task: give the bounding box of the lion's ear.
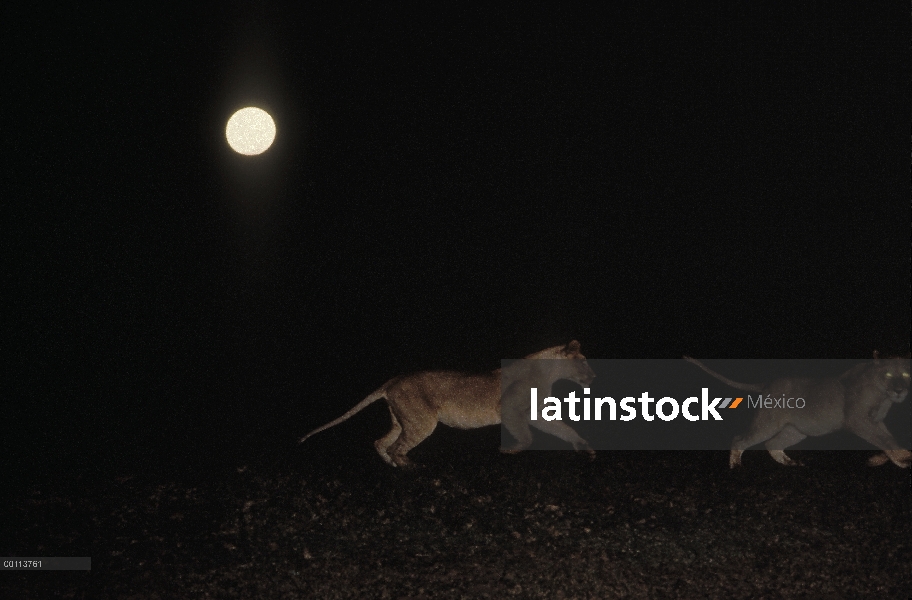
[566,340,581,354]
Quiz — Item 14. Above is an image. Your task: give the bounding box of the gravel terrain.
[3,435,910,599]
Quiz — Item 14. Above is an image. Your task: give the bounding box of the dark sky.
[6,4,910,476]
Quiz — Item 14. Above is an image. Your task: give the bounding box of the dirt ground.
[3,438,910,599]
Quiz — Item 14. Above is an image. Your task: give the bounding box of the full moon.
[225,107,276,155]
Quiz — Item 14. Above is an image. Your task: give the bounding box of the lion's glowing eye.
[885,372,893,378]
[903,372,910,379]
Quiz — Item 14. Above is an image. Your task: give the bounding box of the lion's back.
[384,370,502,430]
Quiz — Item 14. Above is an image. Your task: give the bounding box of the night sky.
[6,4,909,482]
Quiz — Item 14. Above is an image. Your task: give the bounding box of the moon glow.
[225,107,276,155]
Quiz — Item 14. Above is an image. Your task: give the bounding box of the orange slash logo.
[719,397,743,409]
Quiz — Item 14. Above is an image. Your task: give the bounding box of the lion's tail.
[299,384,390,444]
[682,356,764,393]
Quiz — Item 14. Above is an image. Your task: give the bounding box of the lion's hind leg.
[374,406,403,467]
[385,409,438,469]
[730,419,789,468]
[763,425,807,466]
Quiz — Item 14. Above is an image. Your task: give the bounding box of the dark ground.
[3,427,910,599]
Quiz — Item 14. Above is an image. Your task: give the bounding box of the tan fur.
[683,354,911,469]
[300,341,596,467]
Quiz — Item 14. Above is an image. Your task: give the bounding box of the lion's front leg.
[500,418,534,454]
[529,420,595,459]
[867,449,911,468]
[849,420,910,468]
